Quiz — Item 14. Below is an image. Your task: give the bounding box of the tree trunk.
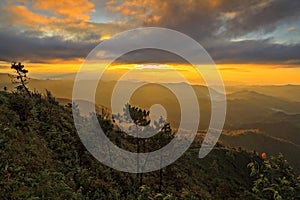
[159,168,163,193]
[17,70,31,97]
[136,126,140,185]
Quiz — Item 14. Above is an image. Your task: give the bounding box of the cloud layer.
[0,0,299,65]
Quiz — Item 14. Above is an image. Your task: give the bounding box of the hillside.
[221,109,300,174]
[1,91,299,199]
[226,85,300,102]
[225,90,300,126]
[3,73,300,129]
[221,129,300,173]
[0,73,74,100]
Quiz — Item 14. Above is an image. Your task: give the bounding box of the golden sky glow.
[100,35,112,40]
[1,61,299,85]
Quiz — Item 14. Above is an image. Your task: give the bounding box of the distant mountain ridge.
[2,72,300,127]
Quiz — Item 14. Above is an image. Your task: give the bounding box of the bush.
[248,153,300,199]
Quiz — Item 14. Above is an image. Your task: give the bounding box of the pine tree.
[11,62,31,96]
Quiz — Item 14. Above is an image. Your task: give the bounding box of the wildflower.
[7,173,11,179]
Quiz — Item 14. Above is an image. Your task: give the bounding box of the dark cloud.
[208,39,300,64]
[93,39,300,65]
[113,49,189,64]
[141,0,300,39]
[1,0,300,65]
[1,28,299,65]
[225,0,300,36]
[0,29,98,63]
[143,0,221,42]
[137,0,300,65]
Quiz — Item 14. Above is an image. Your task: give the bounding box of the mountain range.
[1,73,300,172]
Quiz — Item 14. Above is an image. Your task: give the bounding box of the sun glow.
[100,35,111,40]
[2,60,300,85]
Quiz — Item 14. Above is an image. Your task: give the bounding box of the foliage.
[248,153,300,199]
[10,62,31,96]
[0,90,299,199]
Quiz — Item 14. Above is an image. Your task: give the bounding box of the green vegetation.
[248,154,300,199]
[0,90,299,199]
[10,62,31,97]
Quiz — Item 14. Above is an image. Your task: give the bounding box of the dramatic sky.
[0,0,300,84]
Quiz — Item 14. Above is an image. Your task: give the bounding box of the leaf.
[154,193,163,198]
[4,163,8,172]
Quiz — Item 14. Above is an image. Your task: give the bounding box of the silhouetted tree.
[11,62,31,96]
[117,103,150,186]
[127,104,150,187]
[97,106,114,134]
[114,103,174,190]
[158,123,173,192]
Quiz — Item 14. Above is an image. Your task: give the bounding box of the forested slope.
[0,91,299,199]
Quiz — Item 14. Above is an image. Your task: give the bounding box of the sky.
[0,0,300,85]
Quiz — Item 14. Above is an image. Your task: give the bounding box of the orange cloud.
[105,0,229,26]
[1,0,131,44]
[208,0,221,7]
[105,0,162,23]
[6,5,54,27]
[222,12,238,19]
[32,0,95,21]
[3,0,98,41]
[288,27,296,31]
[105,0,117,6]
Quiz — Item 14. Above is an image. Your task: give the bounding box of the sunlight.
[100,35,111,40]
